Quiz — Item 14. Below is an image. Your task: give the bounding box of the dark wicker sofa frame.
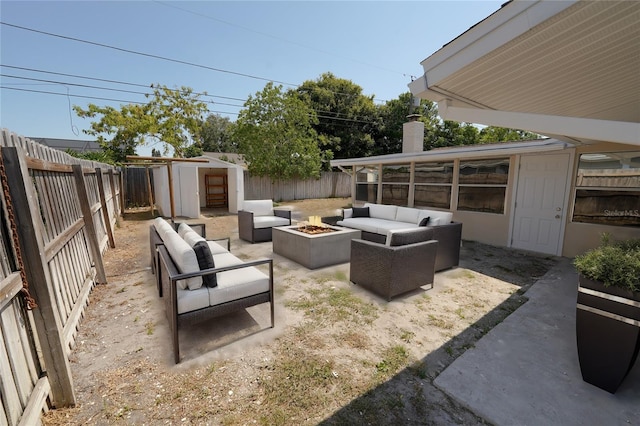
[157,245,274,363]
[350,235,438,301]
[238,209,292,243]
[356,221,462,272]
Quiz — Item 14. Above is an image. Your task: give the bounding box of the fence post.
[73,165,108,285]
[95,168,115,248]
[0,147,76,407]
[108,169,120,226]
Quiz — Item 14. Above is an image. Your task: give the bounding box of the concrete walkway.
[435,257,640,426]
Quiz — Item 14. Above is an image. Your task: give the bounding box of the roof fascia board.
[330,140,568,167]
[421,0,577,86]
[439,102,640,146]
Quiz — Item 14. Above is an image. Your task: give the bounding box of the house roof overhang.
[408,0,640,147]
[330,139,569,168]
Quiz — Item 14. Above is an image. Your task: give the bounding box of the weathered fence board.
[243,171,351,201]
[0,129,122,424]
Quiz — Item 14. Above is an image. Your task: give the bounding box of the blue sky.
[1,1,503,155]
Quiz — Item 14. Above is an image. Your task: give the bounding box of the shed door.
[178,167,200,218]
[511,153,570,255]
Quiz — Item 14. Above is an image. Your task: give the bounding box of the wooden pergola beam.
[125,156,208,221]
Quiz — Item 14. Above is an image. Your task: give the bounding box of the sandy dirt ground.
[44,198,558,425]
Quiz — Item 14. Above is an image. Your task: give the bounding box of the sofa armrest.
[210,237,231,251]
[238,210,255,242]
[428,221,462,271]
[274,209,292,223]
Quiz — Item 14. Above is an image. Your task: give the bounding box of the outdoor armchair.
[350,227,438,301]
[238,199,291,243]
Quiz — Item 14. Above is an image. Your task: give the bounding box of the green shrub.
[573,235,640,292]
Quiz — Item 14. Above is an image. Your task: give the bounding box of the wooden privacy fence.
[0,129,122,425]
[124,166,155,208]
[243,171,351,201]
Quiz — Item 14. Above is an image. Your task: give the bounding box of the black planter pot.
[576,275,640,393]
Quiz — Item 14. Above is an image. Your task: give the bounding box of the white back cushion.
[395,207,420,224]
[177,222,195,238]
[183,230,205,248]
[154,218,173,241]
[365,203,397,221]
[343,208,353,219]
[416,209,453,226]
[243,199,274,217]
[164,232,202,290]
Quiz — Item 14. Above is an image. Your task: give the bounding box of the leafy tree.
[151,148,162,157]
[64,148,115,164]
[74,84,208,162]
[373,93,441,155]
[296,72,379,160]
[479,126,540,143]
[234,83,324,180]
[200,114,237,152]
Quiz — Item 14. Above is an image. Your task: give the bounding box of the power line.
[0,21,296,87]
[0,86,240,116]
[152,0,412,79]
[1,64,248,102]
[1,74,245,108]
[1,66,381,123]
[0,22,394,103]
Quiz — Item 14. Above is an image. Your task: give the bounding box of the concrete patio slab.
[434,257,640,425]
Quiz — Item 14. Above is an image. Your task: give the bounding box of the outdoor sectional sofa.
[337,202,462,271]
[150,217,274,363]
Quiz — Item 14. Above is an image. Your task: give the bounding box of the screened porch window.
[572,152,640,227]
[457,158,509,214]
[381,164,410,206]
[355,166,378,203]
[413,161,453,209]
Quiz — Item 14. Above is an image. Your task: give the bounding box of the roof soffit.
[420,1,640,124]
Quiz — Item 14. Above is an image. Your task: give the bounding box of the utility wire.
[1,64,248,102]
[1,74,245,108]
[0,22,393,103]
[0,86,240,116]
[1,85,383,126]
[153,0,412,79]
[0,21,296,86]
[2,68,380,122]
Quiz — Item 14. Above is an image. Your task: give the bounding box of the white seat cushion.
[176,286,209,314]
[208,267,270,307]
[207,240,230,255]
[212,252,244,268]
[243,200,274,217]
[253,216,290,229]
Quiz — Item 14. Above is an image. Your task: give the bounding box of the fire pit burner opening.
[296,224,336,235]
[295,216,336,235]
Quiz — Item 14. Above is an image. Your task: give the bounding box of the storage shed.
[153,154,244,218]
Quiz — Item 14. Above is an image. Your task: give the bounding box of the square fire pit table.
[272,225,361,269]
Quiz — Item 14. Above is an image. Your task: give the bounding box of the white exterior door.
[511,153,571,255]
